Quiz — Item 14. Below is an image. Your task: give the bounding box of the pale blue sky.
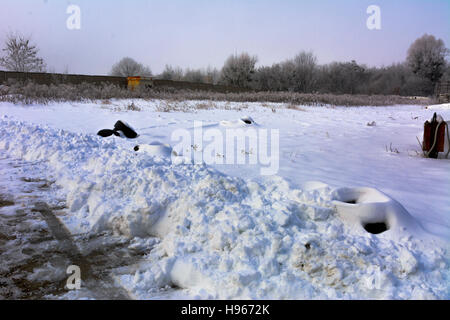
[1,0,449,75]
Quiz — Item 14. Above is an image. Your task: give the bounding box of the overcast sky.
[1,0,449,75]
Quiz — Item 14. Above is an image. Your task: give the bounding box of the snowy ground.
[0,99,449,299]
[0,156,149,299]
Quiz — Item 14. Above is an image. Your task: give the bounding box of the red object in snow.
[423,113,445,158]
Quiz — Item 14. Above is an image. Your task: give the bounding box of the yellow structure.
[127,76,153,91]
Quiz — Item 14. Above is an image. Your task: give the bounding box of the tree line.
[1,32,448,97]
[111,34,449,96]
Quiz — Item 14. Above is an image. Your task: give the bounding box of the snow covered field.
[0,100,449,299]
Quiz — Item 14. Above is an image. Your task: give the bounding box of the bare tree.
[110,57,152,77]
[407,34,448,85]
[0,33,46,72]
[314,61,366,94]
[220,52,258,88]
[159,64,183,81]
[205,66,221,85]
[290,51,318,92]
[253,65,280,91]
[442,64,450,82]
[183,68,205,83]
[252,52,318,93]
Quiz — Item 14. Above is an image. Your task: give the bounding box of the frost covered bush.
[0,80,139,104]
[150,91,433,106]
[220,52,258,88]
[110,57,152,77]
[0,80,434,106]
[127,102,141,111]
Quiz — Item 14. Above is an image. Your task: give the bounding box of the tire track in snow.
[0,155,141,300]
[32,202,132,300]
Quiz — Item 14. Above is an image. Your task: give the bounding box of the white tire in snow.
[332,187,424,239]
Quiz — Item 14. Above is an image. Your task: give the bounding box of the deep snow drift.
[0,100,449,299]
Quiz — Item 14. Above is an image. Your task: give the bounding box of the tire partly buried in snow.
[114,120,138,139]
[331,187,424,239]
[97,129,119,137]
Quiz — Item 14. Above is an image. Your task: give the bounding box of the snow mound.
[299,180,330,191]
[427,103,450,110]
[0,117,448,299]
[134,142,175,158]
[332,187,424,239]
[220,116,257,127]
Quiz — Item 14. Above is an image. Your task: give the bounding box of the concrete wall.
[0,70,249,93]
[0,70,127,87]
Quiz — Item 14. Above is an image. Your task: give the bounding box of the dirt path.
[0,155,146,299]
